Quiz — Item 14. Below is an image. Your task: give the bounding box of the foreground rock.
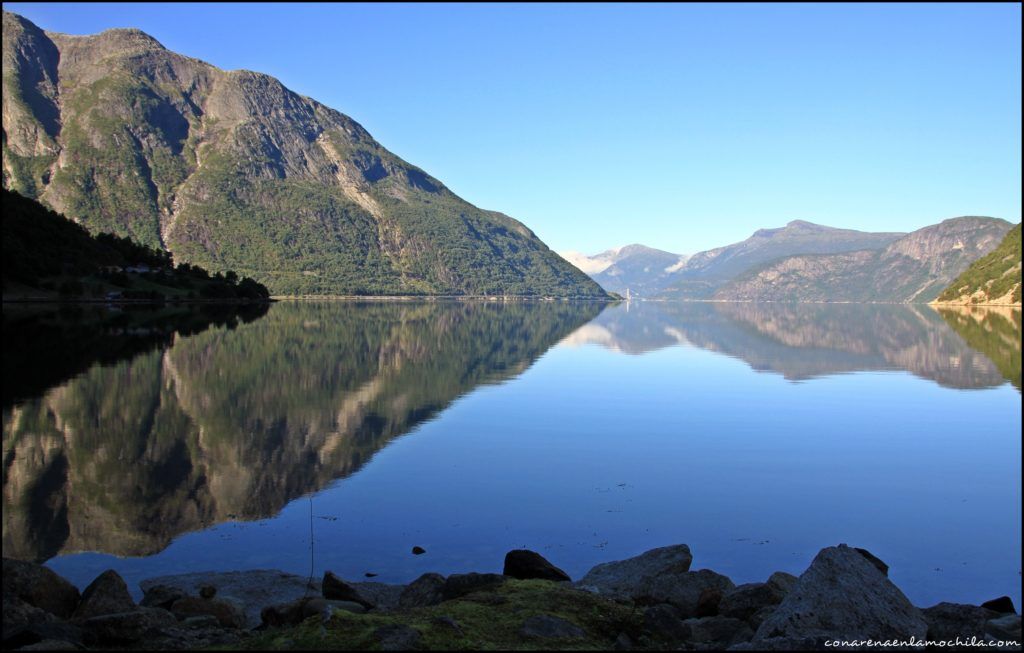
[442,573,506,601]
[2,558,81,619]
[923,602,1000,642]
[169,596,247,629]
[398,573,447,609]
[638,569,735,617]
[752,545,928,648]
[322,571,375,609]
[80,607,177,645]
[575,544,693,601]
[503,550,571,582]
[72,569,136,621]
[719,580,790,623]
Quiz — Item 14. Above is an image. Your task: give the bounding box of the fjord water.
[3,301,1020,609]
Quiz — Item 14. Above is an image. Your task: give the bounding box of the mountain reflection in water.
[2,301,602,562]
[560,302,1021,390]
[2,300,1019,610]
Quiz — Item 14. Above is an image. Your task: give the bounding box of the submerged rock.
[2,558,81,619]
[753,544,927,646]
[575,544,693,601]
[503,549,571,582]
[72,569,135,621]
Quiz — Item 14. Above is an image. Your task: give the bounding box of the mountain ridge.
[1,11,608,298]
[716,216,1013,302]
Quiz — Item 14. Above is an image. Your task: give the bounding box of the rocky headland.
[3,544,1020,651]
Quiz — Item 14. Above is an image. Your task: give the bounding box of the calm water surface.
[3,300,1020,608]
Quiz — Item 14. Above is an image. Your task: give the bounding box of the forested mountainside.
[934,223,1021,305]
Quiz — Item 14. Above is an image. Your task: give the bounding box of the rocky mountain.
[718,217,1013,303]
[1,12,606,297]
[657,220,905,299]
[934,223,1021,305]
[559,244,688,296]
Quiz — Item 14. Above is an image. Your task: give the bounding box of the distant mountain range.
[1,12,606,298]
[715,217,1013,303]
[564,218,1014,304]
[558,244,688,296]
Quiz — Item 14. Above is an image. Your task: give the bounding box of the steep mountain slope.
[1,12,607,297]
[934,223,1021,305]
[560,244,688,296]
[2,188,269,300]
[718,217,1013,302]
[657,220,904,299]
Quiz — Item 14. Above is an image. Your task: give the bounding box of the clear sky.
[6,3,1021,254]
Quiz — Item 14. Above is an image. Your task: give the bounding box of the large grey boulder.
[72,569,136,621]
[752,545,927,647]
[575,544,694,601]
[2,558,81,619]
[638,569,736,617]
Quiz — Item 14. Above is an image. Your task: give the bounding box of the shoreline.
[5,543,1019,651]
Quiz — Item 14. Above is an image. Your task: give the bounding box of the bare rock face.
[575,544,693,601]
[753,545,927,647]
[2,558,81,619]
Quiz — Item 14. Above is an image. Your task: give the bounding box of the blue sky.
[6,3,1021,254]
